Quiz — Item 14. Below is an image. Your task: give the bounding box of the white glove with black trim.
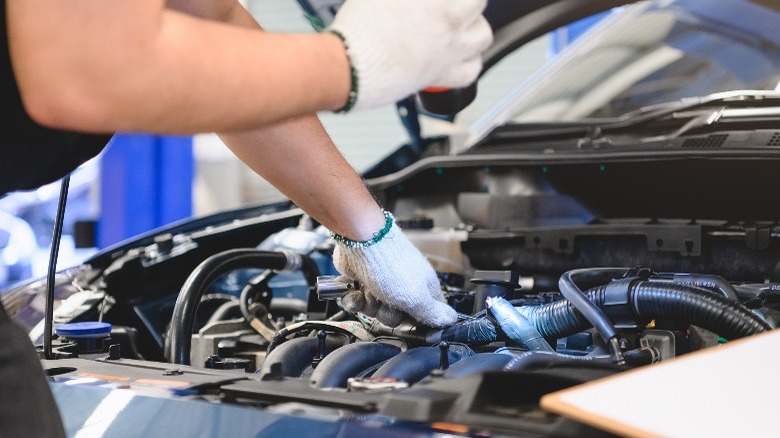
[332,222,458,328]
[326,0,493,111]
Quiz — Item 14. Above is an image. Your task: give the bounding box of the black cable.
[326,310,348,321]
[44,175,71,360]
[239,271,275,323]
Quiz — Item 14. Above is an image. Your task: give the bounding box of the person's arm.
[7,0,490,137]
[227,112,458,328]
[221,118,386,240]
[162,0,383,240]
[7,1,350,134]
[167,0,456,327]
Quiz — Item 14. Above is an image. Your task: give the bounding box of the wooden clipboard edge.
[541,391,662,438]
[538,328,780,438]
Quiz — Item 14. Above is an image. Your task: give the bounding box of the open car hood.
[365,0,780,206]
[299,0,642,117]
[480,0,640,75]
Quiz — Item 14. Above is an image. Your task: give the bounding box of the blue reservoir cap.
[55,322,112,339]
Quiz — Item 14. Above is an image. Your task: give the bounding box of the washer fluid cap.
[55,321,112,339]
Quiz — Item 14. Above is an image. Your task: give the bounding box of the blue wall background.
[97,134,193,248]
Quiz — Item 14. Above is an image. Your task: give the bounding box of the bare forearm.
[164,0,384,239]
[220,119,385,240]
[8,1,350,134]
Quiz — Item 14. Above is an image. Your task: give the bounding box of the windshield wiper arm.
[491,90,780,143]
[615,90,780,121]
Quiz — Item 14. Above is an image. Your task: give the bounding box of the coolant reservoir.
[403,228,471,275]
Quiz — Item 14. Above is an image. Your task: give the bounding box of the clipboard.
[540,329,780,438]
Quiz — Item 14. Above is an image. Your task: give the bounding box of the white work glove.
[326,0,493,111]
[332,222,458,328]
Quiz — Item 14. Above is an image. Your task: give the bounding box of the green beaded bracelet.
[331,210,394,248]
[325,29,359,113]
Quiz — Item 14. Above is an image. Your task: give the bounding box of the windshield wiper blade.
[614,90,780,121]
[489,90,780,143]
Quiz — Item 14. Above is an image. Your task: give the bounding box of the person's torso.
[1,0,112,197]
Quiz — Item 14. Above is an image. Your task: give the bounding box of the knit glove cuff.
[332,221,457,328]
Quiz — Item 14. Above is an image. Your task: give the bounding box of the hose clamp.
[603,277,641,330]
[280,250,303,272]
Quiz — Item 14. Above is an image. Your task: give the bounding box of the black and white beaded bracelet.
[325,29,359,113]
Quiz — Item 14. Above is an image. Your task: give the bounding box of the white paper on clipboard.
[540,329,780,438]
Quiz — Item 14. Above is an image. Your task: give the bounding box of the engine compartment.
[8,158,780,437]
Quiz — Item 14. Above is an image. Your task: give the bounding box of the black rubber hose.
[656,273,739,301]
[559,268,629,362]
[43,174,70,360]
[373,344,475,384]
[440,353,515,378]
[310,342,401,388]
[269,298,308,317]
[206,301,243,325]
[630,282,770,338]
[434,281,770,345]
[167,249,291,364]
[441,347,658,379]
[299,255,320,297]
[518,281,771,341]
[504,351,607,372]
[502,348,656,372]
[258,335,348,379]
[504,351,619,372]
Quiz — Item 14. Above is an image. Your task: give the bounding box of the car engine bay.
[6,152,780,437]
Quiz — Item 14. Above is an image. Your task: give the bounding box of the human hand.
[326,0,492,111]
[331,219,458,328]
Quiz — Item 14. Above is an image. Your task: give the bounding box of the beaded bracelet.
[325,29,359,113]
[331,210,394,248]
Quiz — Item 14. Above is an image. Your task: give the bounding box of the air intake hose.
[310,342,402,388]
[433,281,770,344]
[373,343,475,384]
[516,281,770,341]
[258,335,348,379]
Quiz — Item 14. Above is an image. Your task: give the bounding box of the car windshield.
[466,0,780,147]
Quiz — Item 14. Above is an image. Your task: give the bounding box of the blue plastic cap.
[55,322,113,339]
